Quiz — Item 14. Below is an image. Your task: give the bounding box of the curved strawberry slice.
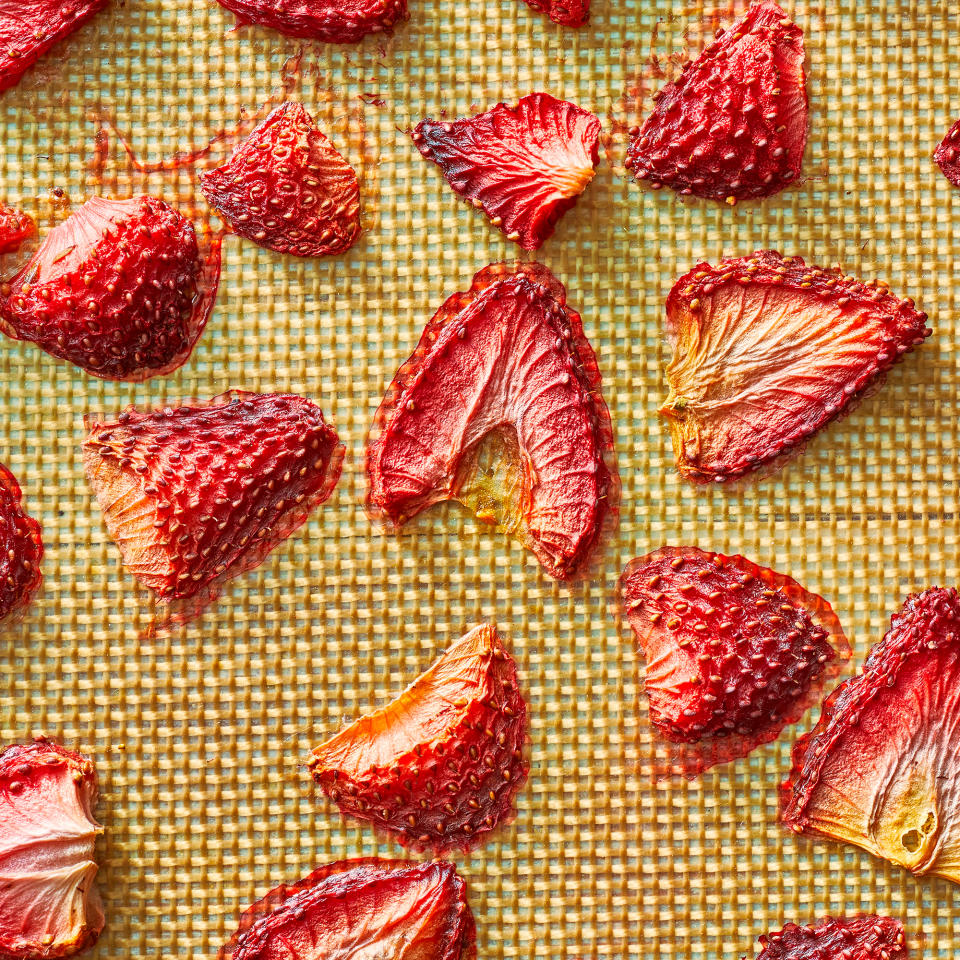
[752,916,907,960]
[661,250,931,483]
[220,858,476,960]
[518,0,588,26]
[0,462,42,624]
[934,118,960,188]
[620,547,849,777]
[0,204,34,255]
[310,623,528,851]
[0,739,103,960]
[366,262,619,581]
[213,0,407,43]
[200,102,361,258]
[412,94,600,250]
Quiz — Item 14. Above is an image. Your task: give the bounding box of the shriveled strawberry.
[83,391,344,611]
[213,0,406,43]
[620,546,849,776]
[0,203,33,255]
[518,0,588,27]
[366,262,619,581]
[200,102,360,258]
[220,858,476,960]
[0,462,42,624]
[751,916,907,960]
[934,118,960,188]
[310,623,528,851]
[782,587,960,885]
[0,739,104,960]
[412,94,600,250]
[625,0,807,203]
[660,250,930,483]
[0,195,222,382]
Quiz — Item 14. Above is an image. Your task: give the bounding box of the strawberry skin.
[661,250,931,483]
[213,0,406,43]
[83,391,344,607]
[412,93,601,250]
[752,916,907,960]
[0,462,42,624]
[620,546,849,776]
[200,102,361,258]
[519,0,588,27]
[934,118,960,188]
[310,624,528,852]
[0,204,33,255]
[625,0,807,203]
[0,739,104,960]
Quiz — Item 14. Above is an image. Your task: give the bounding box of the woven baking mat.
[0,0,957,956]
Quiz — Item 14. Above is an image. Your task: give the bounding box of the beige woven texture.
[0,0,956,956]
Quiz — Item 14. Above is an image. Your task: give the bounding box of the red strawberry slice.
[620,546,849,776]
[220,858,476,960]
[0,462,42,624]
[781,587,960,885]
[0,203,34,255]
[200,102,361,258]
[518,0,588,27]
[625,0,808,203]
[213,0,406,43]
[660,250,931,483]
[366,261,619,581]
[83,391,344,615]
[412,93,601,250]
[0,195,222,382]
[934,118,960,187]
[751,916,907,960]
[310,623,528,852]
[0,739,104,960]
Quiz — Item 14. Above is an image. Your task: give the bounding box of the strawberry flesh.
[661,250,931,483]
[0,462,42,624]
[0,204,34,255]
[625,0,807,203]
[518,0,588,27]
[934,118,960,188]
[200,102,361,258]
[752,916,907,960]
[412,93,600,250]
[213,0,407,43]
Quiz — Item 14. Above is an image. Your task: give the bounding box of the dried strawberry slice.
[518,0,588,27]
[619,546,849,776]
[661,250,931,483]
[366,262,619,581]
[310,623,528,851]
[412,94,600,250]
[213,0,406,43]
[220,858,476,960]
[0,739,104,960]
[934,118,960,188]
[751,916,907,960]
[200,102,361,258]
[0,204,34,255]
[0,462,42,624]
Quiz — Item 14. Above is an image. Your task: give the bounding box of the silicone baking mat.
[0,0,957,956]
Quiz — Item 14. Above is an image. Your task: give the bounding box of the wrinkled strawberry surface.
[518,0,588,26]
[934,118,960,188]
[0,204,33,255]
[752,916,907,960]
[0,463,42,624]
[214,0,407,43]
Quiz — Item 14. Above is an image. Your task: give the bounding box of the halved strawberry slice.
[619,546,849,776]
[518,0,588,27]
[213,0,406,43]
[0,203,33,255]
[660,250,931,483]
[0,462,42,624]
[220,858,476,960]
[0,739,104,960]
[751,916,907,960]
[310,623,528,851]
[366,262,619,581]
[934,118,960,188]
[412,94,600,250]
[200,102,361,258]
[0,195,222,382]
[625,0,808,204]
[782,587,960,885]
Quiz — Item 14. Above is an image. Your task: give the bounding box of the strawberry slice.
[0,203,34,255]
[412,94,601,250]
[518,0,588,27]
[83,391,344,613]
[0,739,104,960]
[200,102,361,258]
[751,916,907,960]
[310,623,528,851]
[220,858,476,960]
[366,262,619,581]
[934,118,960,188]
[619,546,849,776]
[0,195,222,382]
[213,0,406,43]
[0,462,42,624]
[660,250,931,483]
[782,587,960,885]
[625,0,808,204]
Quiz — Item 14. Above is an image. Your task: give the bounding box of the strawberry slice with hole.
[200,102,361,258]
[781,587,960,885]
[412,93,601,250]
[0,204,34,255]
[310,623,528,852]
[751,916,908,960]
[518,0,588,27]
[366,261,619,581]
[660,250,931,483]
[934,118,960,188]
[0,739,104,960]
[0,462,42,624]
[220,858,476,960]
[625,0,808,204]
[620,546,849,777]
[213,0,407,43]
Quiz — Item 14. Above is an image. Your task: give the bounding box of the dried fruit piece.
[83,392,344,612]
[0,196,222,382]
[934,118,960,188]
[661,250,931,483]
[620,546,849,776]
[751,916,907,960]
[220,858,476,960]
[310,624,528,851]
[412,94,600,250]
[0,462,42,624]
[782,587,960,885]
[0,739,103,960]
[0,204,34,255]
[366,262,618,581]
[625,0,807,203]
[200,102,361,258]
[213,0,406,43]
[518,0,588,27]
